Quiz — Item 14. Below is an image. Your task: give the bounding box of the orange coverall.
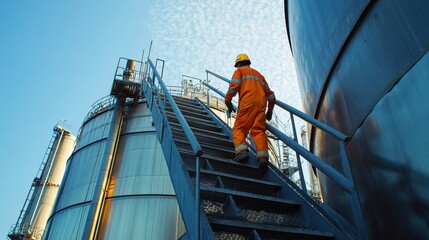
[225,66,276,159]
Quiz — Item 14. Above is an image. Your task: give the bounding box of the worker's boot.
[258,157,269,169]
[233,151,249,163]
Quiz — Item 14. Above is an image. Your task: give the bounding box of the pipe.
[81,97,125,240]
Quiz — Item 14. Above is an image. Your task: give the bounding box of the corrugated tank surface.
[286,0,429,238]
[44,101,185,239]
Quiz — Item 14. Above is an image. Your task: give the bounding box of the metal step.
[152,93,343,239]
[170,96,202,106]
[200,186,299,214]
[166,105,213,121]
[166,112,221,130]
[201,186,304,230]
[171,95,201,106]
[166,101,204,113]
[188,169,281,197]
[160,94,203,111]
[171,94,196,101]
[170,122,229,140]
[175,138,236,159]
[171,111,214,125]
[210,219,335,240]
[179,150,266,180]
[171,127,233,148]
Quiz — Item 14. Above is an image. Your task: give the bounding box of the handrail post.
[339,141,367,238]
[290,113,307,193]
[206,72,210,109]
[196,156,201,240]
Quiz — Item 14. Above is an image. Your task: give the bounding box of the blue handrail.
[206,70,348,142]
[149,61,203,156]
[204,70,366,239]
[144,59,203,239]
[201,81,352,190]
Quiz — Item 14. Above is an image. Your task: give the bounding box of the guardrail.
[204,69,367,239]
[143,59,204,239]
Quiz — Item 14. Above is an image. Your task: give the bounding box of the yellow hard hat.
[234,53,251,67]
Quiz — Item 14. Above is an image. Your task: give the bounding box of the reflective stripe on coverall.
[225,66,276,159]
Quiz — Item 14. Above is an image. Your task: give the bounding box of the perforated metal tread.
[172,128,233,148]
[166,112,220,128]
[167,101,204,112]
[175,139,236,159]
[200,186,300,213]
[188,169,281,196]
[171,95,199,104]
[166,105,213,121]
[179,149,266,179]
[170,122,229,139]
[188,169,281,191]
[158,94,343,239]
[209,218,335,240]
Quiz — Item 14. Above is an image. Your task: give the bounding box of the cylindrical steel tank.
[43,98,185,239]
[285,0,429,238]
[9,124,75,240]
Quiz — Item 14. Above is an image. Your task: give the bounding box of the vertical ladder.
[9,130,59,236]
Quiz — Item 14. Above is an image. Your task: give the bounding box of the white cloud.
[147,0,301,111]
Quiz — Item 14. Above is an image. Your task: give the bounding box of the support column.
[81,97,125,240]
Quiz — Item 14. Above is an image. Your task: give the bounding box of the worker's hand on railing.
[226,102,236,118]
[266,110,273,121]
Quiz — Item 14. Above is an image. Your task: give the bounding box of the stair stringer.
[195,98,358,240]
[265,167,357,240]
[144,93,216,239]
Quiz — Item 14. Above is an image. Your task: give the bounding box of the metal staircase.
[167,96,339,239]
[140,58,366,239]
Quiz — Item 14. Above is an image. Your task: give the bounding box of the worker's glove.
[266,111,273,121]
[226,102,236,118]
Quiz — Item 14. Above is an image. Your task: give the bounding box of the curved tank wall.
[286,0,429,238]
[43,100,185,239]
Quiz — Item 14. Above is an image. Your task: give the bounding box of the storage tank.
[43,92,185,238]
[285,0,429,238]
[8,123,76,240]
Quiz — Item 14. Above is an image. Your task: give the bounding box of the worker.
[225,53,276,168]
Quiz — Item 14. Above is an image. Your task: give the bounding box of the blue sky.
[0,0,299,236]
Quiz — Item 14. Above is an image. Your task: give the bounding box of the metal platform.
[110,79,141,98]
